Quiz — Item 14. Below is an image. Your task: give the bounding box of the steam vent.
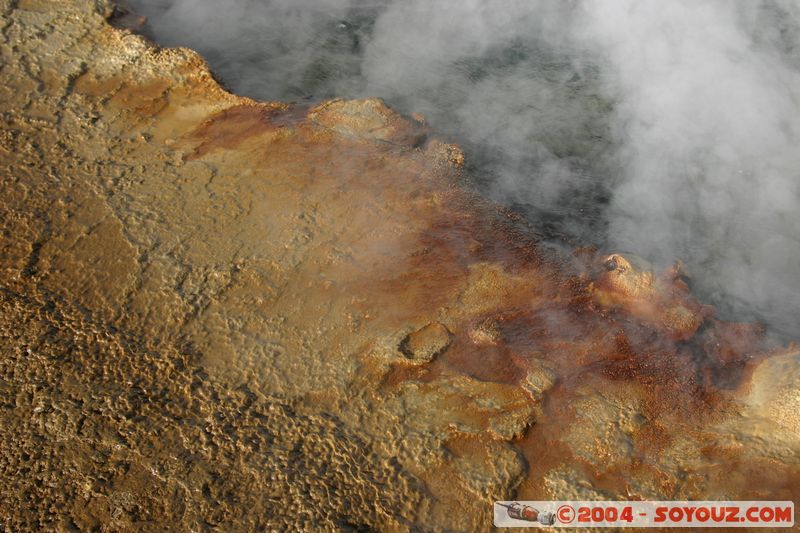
[2,1,799,531]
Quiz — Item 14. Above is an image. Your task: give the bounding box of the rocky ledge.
[1,1,799,531]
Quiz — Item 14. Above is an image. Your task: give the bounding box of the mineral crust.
[1,1,799,531]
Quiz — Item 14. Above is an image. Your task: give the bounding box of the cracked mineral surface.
[1,1,799,531]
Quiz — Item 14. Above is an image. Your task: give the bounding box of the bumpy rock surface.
[400,322,452,362]
[1,1,799,531]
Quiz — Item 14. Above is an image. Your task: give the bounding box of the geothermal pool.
[1,1,799,530]
[128,0,800,339]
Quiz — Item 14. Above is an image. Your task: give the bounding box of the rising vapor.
[129,0,800,336]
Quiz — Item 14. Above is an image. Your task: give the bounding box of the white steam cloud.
[128,0,800,336]
[577,1,800,333]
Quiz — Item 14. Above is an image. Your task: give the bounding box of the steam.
[578,1,800,334]
[128,0,800,336]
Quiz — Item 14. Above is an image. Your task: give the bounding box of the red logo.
[558,505,576,524]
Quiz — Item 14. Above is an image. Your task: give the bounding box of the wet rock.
[399,322,452,362]
[456,262,540,318]
[425,138,466,169]
[521,359,557,402]
[445,435,526,499]
[561,384,645,465]
[723,347,800,452]
[307,97,428,145]
[746,348,800,437]
[543,465,612,500]
[468,316,502,345]
[589,252,712,340]
[108,2,147,32]
[400,375,536,440]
